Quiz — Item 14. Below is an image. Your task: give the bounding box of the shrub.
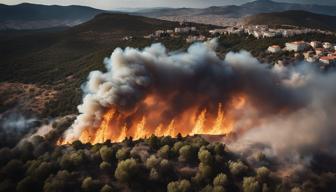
[291,187,302,192]
[43,170,77,192]
[228,161,248,177]
[16,176,39,192]
[198,149,213,165]
[193,163,213,183]
[1,159,25,180]
[100,146,114,162]
[157,145,170,159]
[81,177,100,192]
[114,158,139,182]
[116,148,130,161]
[146,134,160,149]
[149,168,159,180]
[99,161,112,171]
[200,185,213,192]
[213,186,226,192]
[100,184,113,192]
[256,167,270,182]
[146,155,160,168]
[178,145,193,162]
[167,179,191,192]
[243,177,260,192]
[213,173,228,186]
[172,141,184,153]
[213,143,225,156]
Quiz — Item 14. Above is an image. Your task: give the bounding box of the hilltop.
[134,0,336,27]
[0,3,107,30]
[135,0,336,18]
[243,10,336,31]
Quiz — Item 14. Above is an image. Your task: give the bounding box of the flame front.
[61,94,247,144]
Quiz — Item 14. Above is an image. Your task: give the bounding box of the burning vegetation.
[67,94,246,144]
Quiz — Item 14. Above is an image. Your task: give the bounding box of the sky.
[1,0,335,9]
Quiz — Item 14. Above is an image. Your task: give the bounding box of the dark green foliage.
[100,184,113,192]
[43,170,79,192]
[242,177,260,192]
[81,177,100,192]
[1,159,25,180]
[114,158,139,183]
[99,146,115,162]
[0,135,333,192]
[167,179,191,192]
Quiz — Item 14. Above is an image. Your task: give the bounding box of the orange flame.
[60,93,248,144]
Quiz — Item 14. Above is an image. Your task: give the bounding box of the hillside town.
[210,25,334,38]
[267,41,336,68]
[133,24,336,69]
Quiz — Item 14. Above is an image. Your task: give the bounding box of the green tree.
[99,161,112,171]
[100,184,113,192]
[178,145,193,162]
[114,158,139,182]
[228,160,248,177]
[243,177,260,192]
[213,173,228,186]
[100,146,114,162]
[256,167,270,182]
[1,159,25,180]
[116,148,130,161]
[81,177,100,192]
[213,186,226,192]
[157,145,171,159]
[16,176,39,192]
[198,149,213,165]
[167,179,191,192]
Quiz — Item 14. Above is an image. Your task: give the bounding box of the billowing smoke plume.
[63,39,336,168]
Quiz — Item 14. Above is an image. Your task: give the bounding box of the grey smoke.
[0,113,41,147]
[63,39,336,168]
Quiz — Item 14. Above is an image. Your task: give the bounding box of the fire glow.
[60,94,247,144]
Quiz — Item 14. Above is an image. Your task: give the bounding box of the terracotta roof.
[320,56,336,60]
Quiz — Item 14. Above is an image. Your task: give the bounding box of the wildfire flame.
[59,94,247,144]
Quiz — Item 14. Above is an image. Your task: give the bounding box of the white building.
[310,41,321,48]
[267,45,281,53]
[155,30,165,37]
[253,31,262,39]
[323,42,333,49]
[186,35,206,43]
[263,32,276,38]
[166,30,174,34]
[285,41,307,52]
[175,27,191,33]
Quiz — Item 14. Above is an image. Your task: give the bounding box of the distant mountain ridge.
[243,10,336,31]
[0,3,107,30]
[135,0,336,18]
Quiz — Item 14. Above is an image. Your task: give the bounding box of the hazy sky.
[1,0,335,9]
